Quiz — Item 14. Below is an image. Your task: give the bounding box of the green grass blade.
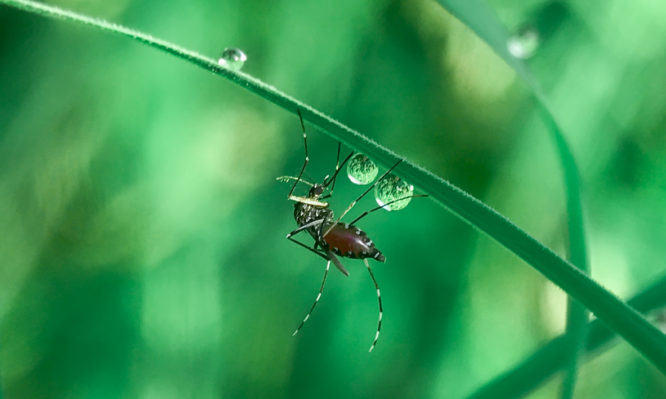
[467,274,666,398]
[434,1,590,397]
[541,110,589,399]
[2,0,664,374]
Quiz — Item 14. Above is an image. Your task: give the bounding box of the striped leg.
[338,160,401,221]
[322,142,341,191]
[323,160,402,237]
[288,109,309,198]
[322,145,354,197]
[364,258,383,352]
[293,260,331,336]
[348,194,428,225]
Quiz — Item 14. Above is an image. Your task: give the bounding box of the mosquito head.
[310,184,325,198]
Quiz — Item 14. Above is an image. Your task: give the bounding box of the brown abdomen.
[323,224,385,262]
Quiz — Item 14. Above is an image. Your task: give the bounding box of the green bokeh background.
[1,0,665,398]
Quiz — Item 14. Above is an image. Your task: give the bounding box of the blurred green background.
[1,0,665,398]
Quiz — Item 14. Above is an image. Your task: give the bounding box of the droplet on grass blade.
[374,175,414,211]
[652,307,666,334]
[347,154,379,185]
[218,48,247,71]
[507,27,539,59]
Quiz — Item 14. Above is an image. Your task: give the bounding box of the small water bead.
[507,27,539,59]
[218,48,247,71]
[652,307,666,334]
[347,154,379,185]
[374,175,414,211]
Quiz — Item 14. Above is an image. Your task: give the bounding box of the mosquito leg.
[348,194,428,225]
[364,258,383,352]
[288,109,309,198]
[335,143,341,171]
[293,260,331,336]
[288,236,330,261]
[327,250,350,276]
[321,143,341,196]
[322,149,354,198]
[286,220,330,261]
[286,219,324,239]
[338,159,402,220]
[331,143,341,185]
[324,159,402,237]
[316,219,327,244]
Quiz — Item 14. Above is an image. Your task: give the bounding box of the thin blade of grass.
[467,274,666,398]
[1,0,664,374]
[434,2,589,397]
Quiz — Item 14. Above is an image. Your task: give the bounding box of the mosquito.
[277,109,422,352]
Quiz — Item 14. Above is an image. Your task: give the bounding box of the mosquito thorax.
[294,198,333,228]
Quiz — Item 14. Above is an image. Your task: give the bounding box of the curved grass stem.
[467,274,666,398]
[1,0,664,376]
[434,2,590,397]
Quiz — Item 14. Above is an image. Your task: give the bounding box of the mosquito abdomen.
[324,223,385,261]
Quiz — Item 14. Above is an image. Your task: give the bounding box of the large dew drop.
[374,175,414,211]
[347,154,379,185]
[218,48,247,71]
[507,27,539,59]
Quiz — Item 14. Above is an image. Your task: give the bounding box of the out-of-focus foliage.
[0,0,664,398]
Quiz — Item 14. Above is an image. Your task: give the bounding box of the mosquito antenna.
[349,194,428,225]
[288,109,309,198]
[293,260,331,336]
[277,176,315,187]
[364,258,383,352]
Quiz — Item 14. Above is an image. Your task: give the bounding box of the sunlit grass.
[0,0,664,398]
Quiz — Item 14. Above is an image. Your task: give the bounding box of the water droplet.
[218,48,247,71]
[347,154,379,185]
[652,307,666,334]
[507,27,539,59]
[374,175,414,211]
